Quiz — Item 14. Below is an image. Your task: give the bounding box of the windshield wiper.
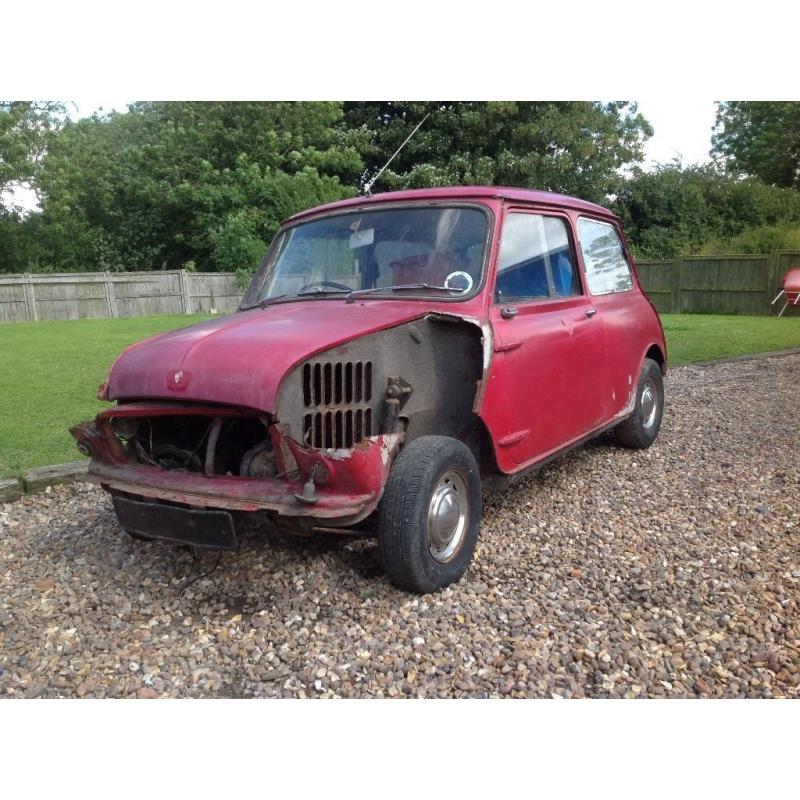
[253,283,462,309]
[346,284,463,303]
[296,286,352,297]
[250,287,349,309]
[257,294,288,309]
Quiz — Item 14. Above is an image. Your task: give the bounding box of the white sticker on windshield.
[349,228,374,249]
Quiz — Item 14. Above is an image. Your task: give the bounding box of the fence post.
[179,269,191,314]
[766,251,774,316]
[104,271,119,317]
[22,273,38,322]
[766,251,785,316]
[672,258,682,314]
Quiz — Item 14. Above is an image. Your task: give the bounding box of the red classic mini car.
[71,187,666,593]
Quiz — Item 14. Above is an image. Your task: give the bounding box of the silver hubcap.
[427,470,469,563]
[641,378,659,430]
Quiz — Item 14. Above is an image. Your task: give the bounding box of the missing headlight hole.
[113,414,276,477]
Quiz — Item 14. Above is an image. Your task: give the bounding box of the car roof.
[282,185,618,225]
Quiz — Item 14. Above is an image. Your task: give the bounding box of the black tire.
[377,436,482,594]
[614,357,664,449]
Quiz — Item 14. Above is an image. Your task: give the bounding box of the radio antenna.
[362,112,430,196]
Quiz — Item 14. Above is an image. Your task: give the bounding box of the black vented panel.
[302,360,373,448]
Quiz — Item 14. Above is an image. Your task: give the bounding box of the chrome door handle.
[585,308,597,318]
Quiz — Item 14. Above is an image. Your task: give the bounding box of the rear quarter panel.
[575,214,667,419]
[593,289,665,419]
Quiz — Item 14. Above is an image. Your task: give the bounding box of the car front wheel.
[377,436,482,593]
[614,357,664,449]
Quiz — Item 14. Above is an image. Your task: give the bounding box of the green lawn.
[1,312,800,478]
[660,313,800,366]
[0,315,210,478]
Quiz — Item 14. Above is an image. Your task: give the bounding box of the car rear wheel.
[377,436,482,594]
[614,357,664,449]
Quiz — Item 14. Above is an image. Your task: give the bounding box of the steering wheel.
[298,280,352,293]
[444,271,474,293]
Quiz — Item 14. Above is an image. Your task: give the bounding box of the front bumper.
[83,432,402,526]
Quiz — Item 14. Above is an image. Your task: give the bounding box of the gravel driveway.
[2,354,799,699]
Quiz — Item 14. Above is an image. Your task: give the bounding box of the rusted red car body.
[71,186,666,591]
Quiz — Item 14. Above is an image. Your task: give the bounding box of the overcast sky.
[635,99,717,167]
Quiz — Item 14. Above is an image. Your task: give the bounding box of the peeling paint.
[321,448,354,460]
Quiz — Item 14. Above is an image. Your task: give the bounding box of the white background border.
[3,1,798,795]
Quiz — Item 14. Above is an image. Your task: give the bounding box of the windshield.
[242,205,489,307]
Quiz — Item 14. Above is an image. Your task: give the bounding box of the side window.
[495,213,580,303]
[578,218,633,295]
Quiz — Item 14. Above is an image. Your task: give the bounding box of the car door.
[482,209,609,471]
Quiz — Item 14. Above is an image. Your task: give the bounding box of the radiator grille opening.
[302,408,373,449]
[302,359,374,448]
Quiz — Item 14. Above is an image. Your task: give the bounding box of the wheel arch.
[645,343,667,375]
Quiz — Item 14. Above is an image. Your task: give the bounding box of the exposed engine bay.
[111,414,279,479]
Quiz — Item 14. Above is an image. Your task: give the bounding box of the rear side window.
[495,213,581,303]
[578,218,633,295]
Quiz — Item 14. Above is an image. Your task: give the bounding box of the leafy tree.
[614,161,800,258]
[0,101,66,204]
[9,101,800,274]
[343,101,653,202]
[24,102,362,273]
[698,223,800,255]
[712,101,800,188]
[0,102,68,272]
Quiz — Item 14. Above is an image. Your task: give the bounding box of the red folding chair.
[772,268,800,317]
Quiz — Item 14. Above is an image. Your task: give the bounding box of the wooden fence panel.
[29,273,110,321]
[0,276,31,322]
[635,254,797,316]
[0,270,243,323]
[679,256,769,314]
[634,260,676,314]
[775,251,800,279]
[187,272,242,314]
[110,271,184,317]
